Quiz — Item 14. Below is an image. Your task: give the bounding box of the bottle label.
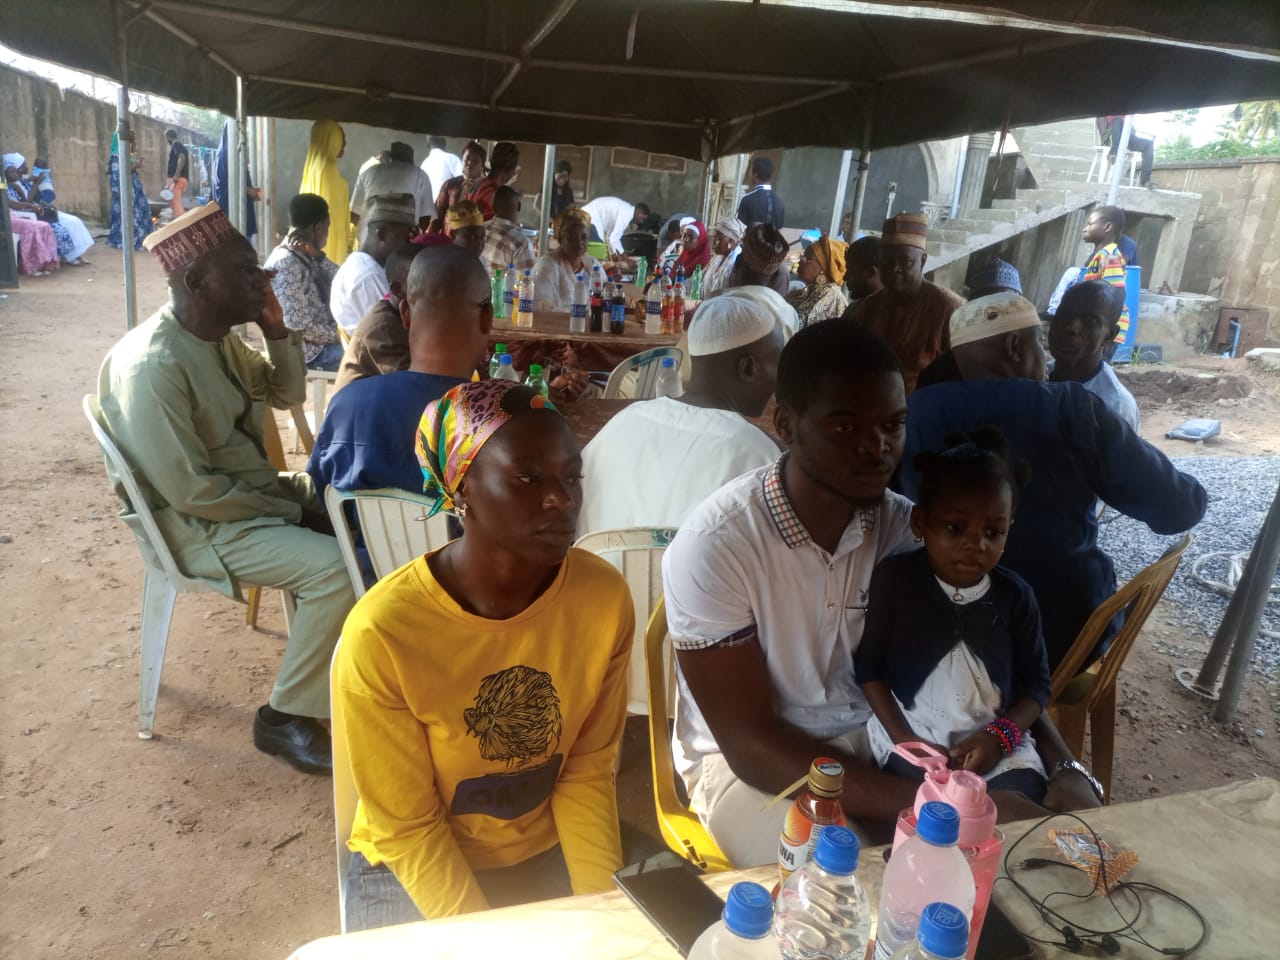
[778,821,828,882]
[570,304,587,320]
[610,303,625,322]
[503,289,515,307]
[519,296,533,315]
[646,300,661,317]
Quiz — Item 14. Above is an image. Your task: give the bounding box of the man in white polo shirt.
[663,320,1103,867]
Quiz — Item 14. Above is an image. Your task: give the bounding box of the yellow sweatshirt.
[336,547,634,919]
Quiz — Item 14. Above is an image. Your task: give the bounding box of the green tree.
[1234,100,1280,143]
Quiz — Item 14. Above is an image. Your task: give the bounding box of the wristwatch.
[1050,759,1105,803]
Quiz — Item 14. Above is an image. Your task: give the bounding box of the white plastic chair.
[83,395,295,739]
[573,527,676,716]
[602,346,684,400]
[324,485,455,598]
[330,638,357,932]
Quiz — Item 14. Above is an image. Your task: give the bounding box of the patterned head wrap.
[446,199,485,230]
[740,224,789,275]
[555,206,592,241]
[810,236,848,286]
[713,216,746,245]
[416,380,556,515]
[3,153,25,171]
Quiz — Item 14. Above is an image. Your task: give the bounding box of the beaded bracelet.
[983,717,1023,756]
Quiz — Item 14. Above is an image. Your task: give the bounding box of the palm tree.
[1233,101,1280,143]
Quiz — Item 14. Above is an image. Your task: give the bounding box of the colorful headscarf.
[740,223,789,275]
[416,381,556,515]
[446,199,485,230]
[555,206,592,241]
[811,236,848,286]
[713,216,746,245]
[674,220,712,276]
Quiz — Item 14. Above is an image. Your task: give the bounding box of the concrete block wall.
[1,65,209,224]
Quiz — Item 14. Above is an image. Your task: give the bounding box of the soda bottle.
[654,356,683,398]
[516,269,534,329]
[688,882,783,960]
[488,342,508,378]
[778,757,847,884]
[524,363,549,399]
[503,263,518,319]
[774,826,871,960]
[492,268,506,321]
[673,269,687,330]
[609,277,627,335]
[889,903,969,960]
[690,263,704,300]
[873,802,975,960]
[492,353,521,382]
[636,255,649,291]
[644,279,663,335]
[660,268,674,334]
[589,265,605,333]
[570,272,589,334]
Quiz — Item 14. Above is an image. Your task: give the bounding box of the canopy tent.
[2,0,1278,161]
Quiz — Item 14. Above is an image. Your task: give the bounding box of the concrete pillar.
[956,132,994,213]
[1150,215,1194,292]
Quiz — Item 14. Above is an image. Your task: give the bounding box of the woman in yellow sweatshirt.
[335,380,634,929]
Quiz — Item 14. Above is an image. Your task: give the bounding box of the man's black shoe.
[253,707,333,775]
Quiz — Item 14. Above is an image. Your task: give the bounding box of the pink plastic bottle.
[890,744,1002,960]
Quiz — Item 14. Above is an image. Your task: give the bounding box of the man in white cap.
[96,203,357,774]
[578,293,783,713]
[902,293,1206,672]
[702,216,746,297]
[329,193,417,335]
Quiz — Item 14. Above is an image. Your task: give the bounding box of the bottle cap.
[812,825,859,876]
[529,363,543,376]
[917,801,961,846]
[495,343,507,352]
[499,353,513,364]
[917,902,969,959]
[523,269,531,276]
[806,757,845,798]
[660,357,676,368]
[507,263,514,269]
[722,881,773,939]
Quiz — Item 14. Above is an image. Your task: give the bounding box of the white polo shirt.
[662,456,917,788]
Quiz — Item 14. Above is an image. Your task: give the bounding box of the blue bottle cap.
[661,357,676,367]
[499,353,513,364]
[917,801,960,846]
[917,902,969,959]
[523,269,531,276]
[507,262,514,269]
[812,825,859,876]
[722,882,773,939]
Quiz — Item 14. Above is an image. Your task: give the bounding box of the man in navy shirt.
[902,293,1206,671]
[736,156,785,228]
[308,245,491,497]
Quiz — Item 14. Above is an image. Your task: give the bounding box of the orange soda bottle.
[778,757,847,885]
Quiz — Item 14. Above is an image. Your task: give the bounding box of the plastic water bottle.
[493,353,520,382]
[774,826,871,960]
[873,802,975,960]
[889,903,969,960]
[516,269,534,328]
[570,272,588,333]
[488,342,508,378]
[688,882,783,960]
[492,268,506,321]
[644,278,663,335]
[524,363,549,398]
[654,356,683,398]
[503,263,517,318]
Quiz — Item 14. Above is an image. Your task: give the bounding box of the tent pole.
[230,77,247,235]
[700,158,715,226]
[537,144,556,259]
[1106,115,1132,206]
[829,149,853,237]
[730,154,747,216]
[262,117,275,250]
[849,117,873,236]
[247,115,260,253]
[116,11,138,330]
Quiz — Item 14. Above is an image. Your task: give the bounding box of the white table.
[287,778,1280,959]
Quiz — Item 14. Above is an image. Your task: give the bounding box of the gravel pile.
[1097,456,1280,674]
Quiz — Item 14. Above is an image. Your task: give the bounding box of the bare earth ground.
[2,252,1278,959]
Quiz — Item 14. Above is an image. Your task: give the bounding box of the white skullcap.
[679,216,696,230]
[950,292,1042,348]
[714,285,797,341]
[687,291,781,356]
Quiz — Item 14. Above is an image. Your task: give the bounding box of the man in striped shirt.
[1080,205,1130,346]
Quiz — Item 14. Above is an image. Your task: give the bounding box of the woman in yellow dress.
[299,120,350,264]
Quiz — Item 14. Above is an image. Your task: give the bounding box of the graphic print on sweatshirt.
[451,665,565,819]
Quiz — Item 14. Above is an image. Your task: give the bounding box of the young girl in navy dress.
[854,429,1051,800]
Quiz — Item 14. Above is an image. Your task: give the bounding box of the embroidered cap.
[970,258,1023,294]
[950,292,1042,348]
[688,292,779,356]
[142,202,241,275]
[364,192,417,226]
[881,212,929,250]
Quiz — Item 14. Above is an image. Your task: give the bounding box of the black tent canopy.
[3,0,1278,160]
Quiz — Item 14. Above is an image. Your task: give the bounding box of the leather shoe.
[253,707,333,775]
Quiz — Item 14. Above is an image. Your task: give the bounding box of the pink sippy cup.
[890,743,1003,960]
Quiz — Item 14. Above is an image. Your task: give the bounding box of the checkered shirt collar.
[761,454,878,551]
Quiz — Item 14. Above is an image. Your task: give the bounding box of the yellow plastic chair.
[1047,534,1192,801]
[644,598,732,872]
[329,638,358,932]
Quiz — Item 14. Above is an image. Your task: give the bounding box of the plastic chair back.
[644,598,732,872]
[84,395,201,592]
[324,486,455,598]
[330,638,357,932]
[574,527,675,716]
[602,346,684,400]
